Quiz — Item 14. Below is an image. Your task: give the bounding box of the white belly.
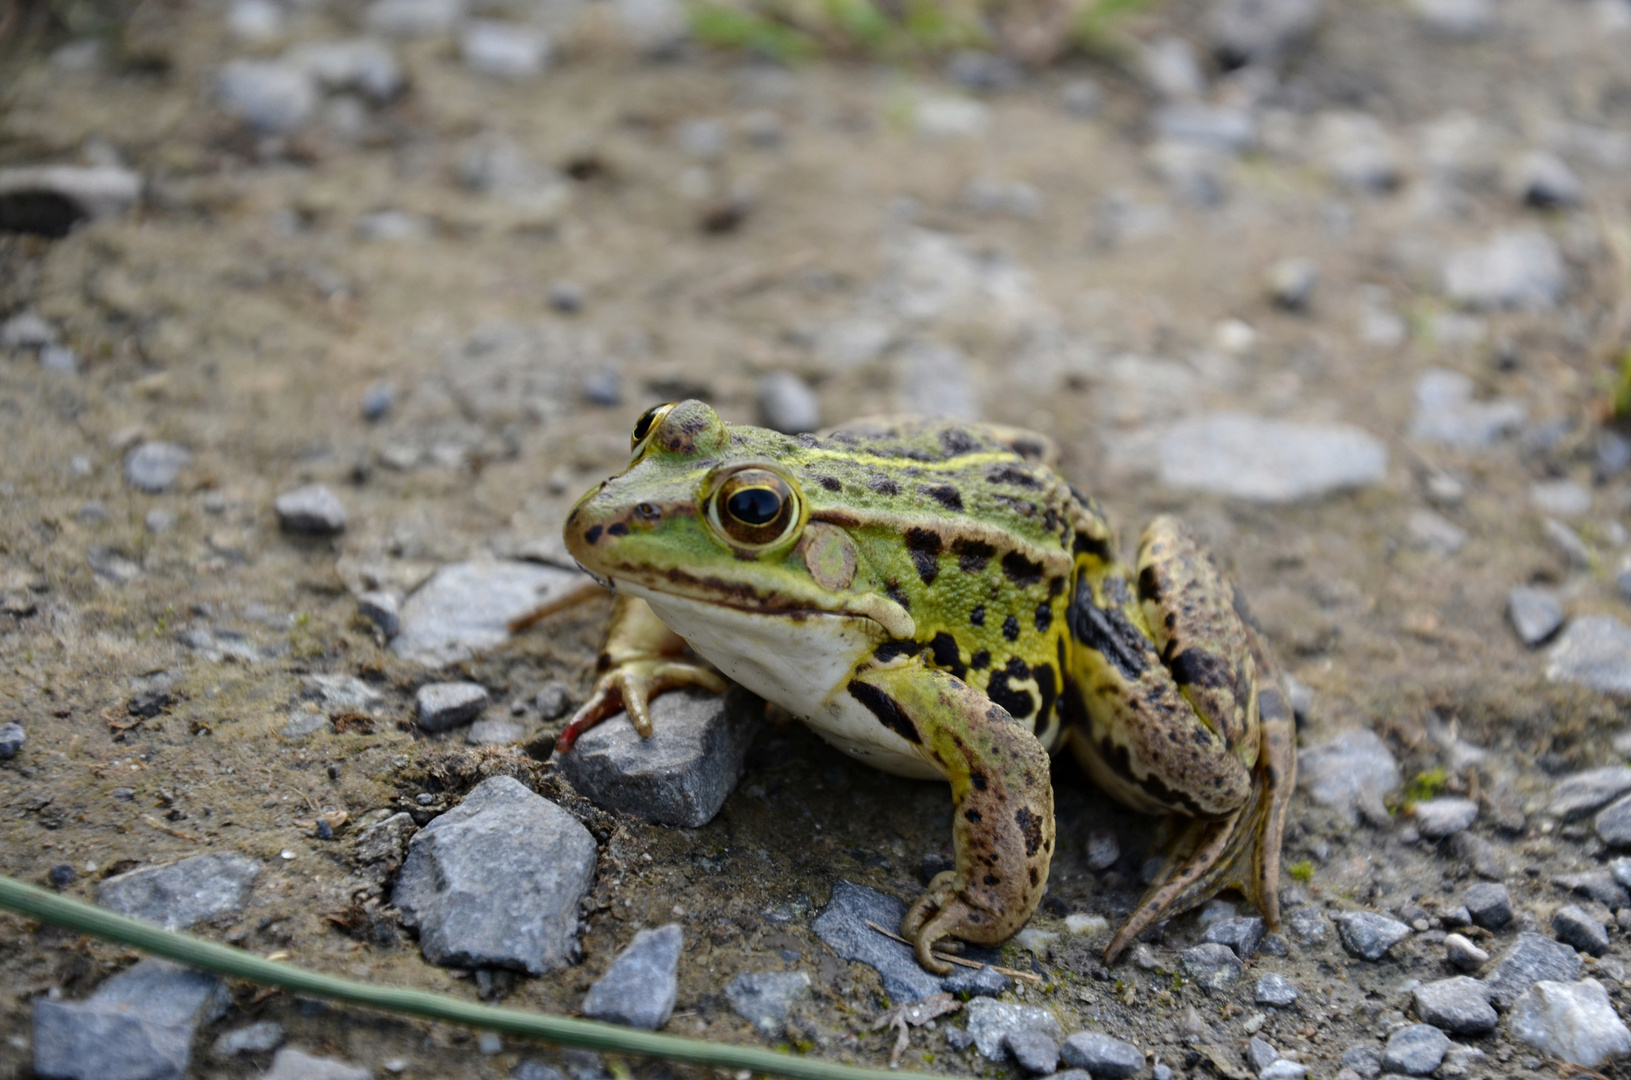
[624,585,944,780]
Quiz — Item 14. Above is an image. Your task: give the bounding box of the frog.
[556,400,1297,971]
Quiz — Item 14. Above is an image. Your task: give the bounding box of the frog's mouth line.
[605,573,915,640]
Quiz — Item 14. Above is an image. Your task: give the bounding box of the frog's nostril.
[634,502,661,522]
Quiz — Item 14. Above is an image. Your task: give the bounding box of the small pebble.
[582,367,622,406]
[1247,1037,1278,1074]
[416,681,490,731]
[1444,933,1489,970]
[1254,972,1298,1006]
[1267,257,1318,310]
[1382,1024,1450,1076]
[1413,796,1478,838]
[534,682,572,720]
[358,591,401,638]
[274,484,348,535]
[1059,1032,1144,1078]
[548,281,585,313]
[361,382,396,421]
[0,721,24,759]
[1553,905,1611,957]
[461,21,550,78]
[757,372,821,434]
[1463,882,1512,929]
[1508,586,1565,647]
[1413,975,1498,1035]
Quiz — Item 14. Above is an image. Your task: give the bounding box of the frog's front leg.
[556,594,727,752]
[849,660,1055,974]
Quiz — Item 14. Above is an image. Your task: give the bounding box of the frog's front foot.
[902,871,994,975]
[556,657,727,752]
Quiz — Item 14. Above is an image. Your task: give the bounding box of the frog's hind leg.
[1097,516,1297,963]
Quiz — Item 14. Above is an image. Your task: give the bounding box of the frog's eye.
[630,403,677,454]
[707,467,802,549]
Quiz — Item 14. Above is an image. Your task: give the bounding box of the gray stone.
[556,688,756,829]
[943,49,1024,92]
[1339,1045,1382,1079]
[0,721,24,759]
[1510,979,1631,1068]
[286,38,403,101]
[1531,479,1592,518]
[1508,587,1564,647]
[547,281,585,312]
[1181,942,1245,991]
[582,924,682,1030]
[356,210,429,242]
[1205,0,1322,65]
[1159,413,1387,504]
[2,311,58,349]
[0,165,141,235]
[1315,112,1403,192]
[1462,883,1512,929]
[275,484,347,534]
[582,367,622,406]
[1059,1032,1144,1078]
[358,591,401,637]
[393,560,588,667]
[895,340,978,420]
[1510,151,1583,209]
[1247,1036,1279,1074]
[40,345,78,373]
[466,717,527,745]
[215,60,317,132]
[392,776,598,974]
[1268,257,1319,310]
[1553,905,1610,956]
[1444,933,1488,970]
[965,999,1064,1063]
[1286,906,1328,945]
[1413,797,1478,838]
[1598,795,1631,848]
[354,811,416,869]
[1203,916,1266,958]
[462,21,550,78]
[1544,517,1594,569]
[263,1048,372,1080]
[416,681,489,731]
[534,682,571,720]
[1443,229,1566,310]
[1298,729,1400,825]
[1005,1030,1059,1074]
[812,881,943,1004]
[211,1020,285,1058]
[1550,765,1631,819]
[303,674,384,714]
[1548,618,1631,696]
[725,970,810,1036]
[34,959,228,1080]
[360,382,396,420]
[1139,35,1205,99]
[1382,1024,1448,1076]
[1255,972,1299,1006]
[1413,975,1496,1034]
[676,118,729,160]
[614,0,688,55]
[96,854,260,930]
[1085,829,1120,870]
[1408,369,1526,449]
[1334,911,1412,960]
[1484,932,1585,1009]
[964,178,1045,217]
[1259,1063,1306,1080]
[366,0,464,36]
[1414,0,1493,37]
[757,372,821,434]
[124,442,191,493]
[1152,104,1255,153]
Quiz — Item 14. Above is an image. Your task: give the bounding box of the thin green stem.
[0,874,947,1080]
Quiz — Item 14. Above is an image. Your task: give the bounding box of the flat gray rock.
[1298,729,1400,825]
[1413,975,1496,1034]
[1060,1032,1144,1077]
[1004,1029,1058,1074]
[1507,587,1565,646]
[1334,911,1411,960]
[1483,932,1584,1010]
[466,717,528,745]
[274,484,348,534]
[1413,796,1478,838]
[1159,413,1387,503]
[1510,979,1631,1068]
[1381,1024,1448,1076]
[757,371,821,434]
[303,673,384,714]
[96,853,260,930]
[1548,617,1631,695]
[1443,228,1565,310]
[1549,765,1631,819]
[1204,0,1321,66]
[581,923,682,1030]
[33,959,227,1080]
[1596,794,1631,847]
[555,688,757,828]
[0,721,24,758]
[262,1048,373,1080]
[393,560,588,667]
[1407,368,1526,448]
[1555,869,1631,908]
[215,59,317,132]
[1553,905,1610,956]
[724,970,810,1036]
[0,165,140,235]
[1180,942,1244,991]
[1202,915,1265,958]
[964,999,1064,1062]
[393,776,597,974]
[1462,882,1512,928]
[358,591,401,637]
[1255,972,1299,1006]
[1286,906,1328,945]
[416,681,490,731]
[210,1020,286,1058]
[124,442,191,493]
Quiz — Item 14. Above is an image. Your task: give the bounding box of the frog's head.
[563,400,914,638]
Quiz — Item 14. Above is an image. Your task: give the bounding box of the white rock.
[1530,479,1591,518]
[1443,228,1566,310]
[227,0,285,42]
[914,96,990,139]
[366,0,465,36]
[0,165,141,221]
[1158,413,1388,503]
[461,21,551,78]
[1413,796,1478,838]
[215,60,318,132]
[1298,728,1400,825]
[1414,0,1494,37]
[1509,979,1631,1068]
[1548,617,1631,695]
[286,38,404,102]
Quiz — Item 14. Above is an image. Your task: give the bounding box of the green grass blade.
[0,873,948,1080]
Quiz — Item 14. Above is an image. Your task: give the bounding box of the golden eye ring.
[630,403,677,455]
[706,467,804,550]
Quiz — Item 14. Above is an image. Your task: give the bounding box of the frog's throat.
[600,572,916,640]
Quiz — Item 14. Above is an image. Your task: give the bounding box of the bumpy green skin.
[562,401,1296,967]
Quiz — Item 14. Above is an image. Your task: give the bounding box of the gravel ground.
[5,0,1631,1077]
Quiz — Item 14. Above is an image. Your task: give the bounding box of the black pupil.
[727,487,782,525]
[632,409,659,444]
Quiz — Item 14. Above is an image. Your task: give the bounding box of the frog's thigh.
[849,661,1054,958]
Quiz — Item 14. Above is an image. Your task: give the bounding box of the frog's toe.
[903,873,989,976]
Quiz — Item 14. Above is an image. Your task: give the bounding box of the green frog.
[557,400,1296,971]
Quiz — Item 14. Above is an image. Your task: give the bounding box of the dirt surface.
[4,0,1631,1076]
